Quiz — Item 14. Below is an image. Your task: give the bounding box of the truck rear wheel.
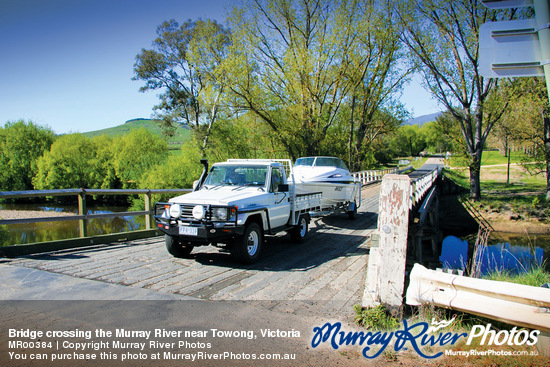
[232,222,263,264]
[165,235,194,258]
[290,214,309,243]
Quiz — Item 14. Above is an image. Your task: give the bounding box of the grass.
[448,150,528,167]
[483,264,550,287]
[353,304,400,330]
[443,151,549,225]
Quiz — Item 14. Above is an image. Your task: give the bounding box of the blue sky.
[0,0,439,134]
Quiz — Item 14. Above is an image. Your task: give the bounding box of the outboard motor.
[193,159,209,191]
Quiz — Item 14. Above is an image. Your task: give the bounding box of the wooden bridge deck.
[5,184,381,321]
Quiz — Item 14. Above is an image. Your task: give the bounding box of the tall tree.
[133,19,231,155]
[224,0,406,161]
[344,2,410,170]
[397,0,515,200]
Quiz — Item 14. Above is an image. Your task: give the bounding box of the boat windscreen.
[295,157,315,166]
[315,157,348,170]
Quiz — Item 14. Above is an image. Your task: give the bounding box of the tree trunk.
[469,150,482,201]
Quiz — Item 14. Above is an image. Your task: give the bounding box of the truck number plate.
[179,226,198,236]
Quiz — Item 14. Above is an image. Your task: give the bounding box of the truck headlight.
[192,205,206,220]
[169,204,182,218]
[212,207,228,221]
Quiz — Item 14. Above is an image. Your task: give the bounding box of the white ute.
[154,159,360,264]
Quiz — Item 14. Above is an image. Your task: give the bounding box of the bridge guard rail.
[0,188,191,257]
[406,263,550,332]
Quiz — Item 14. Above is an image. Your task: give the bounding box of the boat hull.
[294,181,360,209]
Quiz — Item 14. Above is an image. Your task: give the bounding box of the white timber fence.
[410,168,440,209]
[352,165,412,186]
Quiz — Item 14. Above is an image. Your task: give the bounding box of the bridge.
[0,159,442,322]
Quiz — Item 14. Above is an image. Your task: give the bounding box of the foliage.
[33,134,110,190]
[133,19,230,154]
[205,112,288,161]
[423,120,455,153]
[397,1,522,200]
[353,304,400,331]
[0,120,55,191]
[33,129,167,191]
[388,124,426,157]
[224,0,407,163]
[0,224,8,246]
[110,129,168,189]
[131,141,204,209]
[498,78,550,199]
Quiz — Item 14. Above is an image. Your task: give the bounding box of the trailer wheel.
[290,214,309,243]
[165,235,194,258]
[347,202,358,220]
[232,222,263,264]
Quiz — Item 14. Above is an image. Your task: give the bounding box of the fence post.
[144,191,152,230]
[78,189,87,238]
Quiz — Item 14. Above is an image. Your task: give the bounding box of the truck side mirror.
[278,184,289,192]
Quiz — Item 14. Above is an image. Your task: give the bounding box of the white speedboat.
[290,157,360,208]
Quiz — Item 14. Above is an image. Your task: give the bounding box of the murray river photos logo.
[310,318,540,359]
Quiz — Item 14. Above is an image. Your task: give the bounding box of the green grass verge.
[447,150,529,167]
[483,265,550,287]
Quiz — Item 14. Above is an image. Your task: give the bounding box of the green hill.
[81,118,191,149]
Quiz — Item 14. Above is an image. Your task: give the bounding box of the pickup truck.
[154,159,323,264]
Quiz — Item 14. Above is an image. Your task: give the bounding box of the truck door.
[268,166,291,228]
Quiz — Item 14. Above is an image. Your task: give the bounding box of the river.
[0,203,144,246]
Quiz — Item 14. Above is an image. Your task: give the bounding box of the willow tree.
[397,0,516,200]
[224,0,406,161]
[345,3,409,171]
[133,19,231,155]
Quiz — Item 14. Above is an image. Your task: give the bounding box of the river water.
[0,203,144,246]
[440,232,550,276]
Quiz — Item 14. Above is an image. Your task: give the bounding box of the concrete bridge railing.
[362,168,441,311]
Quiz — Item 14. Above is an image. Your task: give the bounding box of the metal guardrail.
[406,263,550,332]
[0,188,192,256]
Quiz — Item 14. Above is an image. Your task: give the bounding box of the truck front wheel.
[165,235,194,258]
[232,222,263,264]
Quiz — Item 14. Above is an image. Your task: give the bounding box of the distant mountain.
[81,118,190,149]
[405,112,443,126]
